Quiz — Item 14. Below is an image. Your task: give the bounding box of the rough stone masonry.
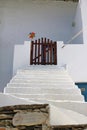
[0,104,87,130]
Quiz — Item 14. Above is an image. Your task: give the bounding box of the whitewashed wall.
[0,0,81,91]
[58,0,87,82]
[13,0,87,83]
[13,41,31,75]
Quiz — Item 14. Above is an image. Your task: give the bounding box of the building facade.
[0,0,87,99]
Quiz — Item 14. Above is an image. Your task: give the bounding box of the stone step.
[17,67,66,71]
[9,93,84,101]
[13,75,72,79]
[17,69,67,72]
[22,65,65,70]
[7,83,76,88]
[17,69,68,73]
[25,65,64,68]
[10,79,73,83]
[5,66,83,104]
[4,87,81,95]
[17,72,69,76]
[48,100,87,116]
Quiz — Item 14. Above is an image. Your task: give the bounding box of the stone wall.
[0,104,87,130]
[0,104,49,130]
[52,126,87,130]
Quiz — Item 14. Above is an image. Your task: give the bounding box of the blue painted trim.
[75,83,87,102]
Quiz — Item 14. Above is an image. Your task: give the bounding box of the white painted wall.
[58,0,87,82]
[0,0,81,91]
[13,41,30,75]
[13,0,87,83]
[58,43,87,82]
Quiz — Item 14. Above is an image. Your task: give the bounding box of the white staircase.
[4,65,84,103]
[1,65,87,128]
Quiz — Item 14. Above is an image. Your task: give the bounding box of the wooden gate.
[30,38,57,65]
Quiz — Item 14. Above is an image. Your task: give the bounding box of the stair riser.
[10,80,73,84]
[4,87,81,94]
[4,66,84,103]
[11,77,73,81]
[13,76,72,80]
[17,70,68,74]
[9,79,74,84]
[7,83,76,88]
[17,73,69,76]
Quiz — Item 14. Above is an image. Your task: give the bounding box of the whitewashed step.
[48,101,87,116]
[7,83,76,88]
[7,83,78,88]
[9,94,84,101]
[18,67,65,70]
[13,75,72,80]
[5,66,83,104]
[17,72,69,76]
[10,79,74,84]
[16,70,69,73]
[22,65,65,69]
[4,87,81,95]
[24,65,64,68]
[17,69,68,74]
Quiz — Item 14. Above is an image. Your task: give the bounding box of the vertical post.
[50,40,52,65]
[57,41,58,66]
[43,38,46,64]
[38,39,40,64]
[28,41,31,65]
[41,38,43,64]
[35,40,37,64]
[47,39,50,64]
[44,37,46,43]
[54,42,57,65]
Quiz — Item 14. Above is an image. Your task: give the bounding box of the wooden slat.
[35,40,37,64]
[40,43,42,63]
[43,45,46,64]
[41,38,43,64]
[54,42,57,65]
[47,39,50,64]
[44,37,46,43]
[38,39,40,64]
[50,40,52,65]
[42,38,47,65]
[41,38,43,43]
